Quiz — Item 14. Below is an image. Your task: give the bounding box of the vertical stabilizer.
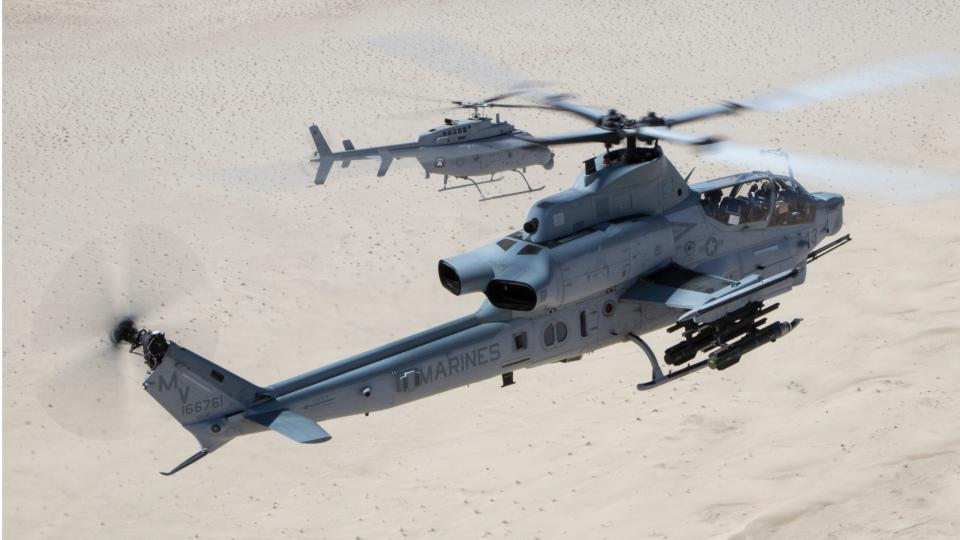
[309,124,335,184]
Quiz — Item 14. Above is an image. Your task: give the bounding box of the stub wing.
[622,264,804,324]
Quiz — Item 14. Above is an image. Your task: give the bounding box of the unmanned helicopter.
[308,91,554,200]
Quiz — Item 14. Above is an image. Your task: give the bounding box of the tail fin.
[143,342,266,426]
[142,341,333,475]
[309,124,334,184]
[143,342,269,474]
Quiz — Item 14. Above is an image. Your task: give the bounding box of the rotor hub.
[109,318,169,370]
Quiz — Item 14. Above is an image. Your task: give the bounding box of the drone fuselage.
[309,116,554,186]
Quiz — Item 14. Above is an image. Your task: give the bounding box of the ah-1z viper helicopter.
[83,55,953,474]
[308,91,554,200]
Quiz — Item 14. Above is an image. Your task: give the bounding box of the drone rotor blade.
[517,127,621,146]
[480,89,528,104]
[486,103,560,111]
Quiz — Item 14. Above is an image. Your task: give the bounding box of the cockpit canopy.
[694,173,816,227]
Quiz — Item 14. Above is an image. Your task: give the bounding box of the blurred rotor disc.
[32,224,219,440]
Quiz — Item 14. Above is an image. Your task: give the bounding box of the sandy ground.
[4,1,960,538]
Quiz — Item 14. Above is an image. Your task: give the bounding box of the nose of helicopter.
[812,192,845,236]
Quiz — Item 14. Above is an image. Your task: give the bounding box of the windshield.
[700,177,773,226]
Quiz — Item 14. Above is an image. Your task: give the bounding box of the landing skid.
[438,170,545,201]
[628,333,709,391]
[438,174,503,192]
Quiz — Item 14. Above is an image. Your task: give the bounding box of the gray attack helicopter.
[308,91,554,200]
[113,114,853,474]
[78,54,956,475]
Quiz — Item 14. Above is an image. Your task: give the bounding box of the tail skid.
[129,334,335,475]
[141,341,267,474]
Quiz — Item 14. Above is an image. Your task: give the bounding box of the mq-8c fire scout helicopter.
[308,90,553,200]
[107,56,957,474]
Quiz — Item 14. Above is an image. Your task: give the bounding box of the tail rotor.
[31,224,218,440]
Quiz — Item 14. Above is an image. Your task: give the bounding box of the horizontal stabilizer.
[247,410,332,444]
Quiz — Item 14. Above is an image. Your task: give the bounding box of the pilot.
[756,179,772,201]
[701,190,722,218]
[744,181,771,221]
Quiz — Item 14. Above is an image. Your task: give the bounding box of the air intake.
[484,280,538,311]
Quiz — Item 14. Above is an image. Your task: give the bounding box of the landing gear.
[629,333,709,391]
[438,170,545,201]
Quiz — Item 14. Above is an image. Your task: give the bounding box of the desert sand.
[4,1,960,538]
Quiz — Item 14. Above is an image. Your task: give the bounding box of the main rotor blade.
[481,88,531,104]
[742,52,959,112]
[662,102,744,126]
[517,127,621,146]
[700,142,960,199]
[663,52,959,126]
[634,126,721,146]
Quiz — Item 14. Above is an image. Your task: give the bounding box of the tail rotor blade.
[32,225,218,440]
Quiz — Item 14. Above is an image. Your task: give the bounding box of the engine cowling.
[438,253,494,296]
[438,217,674,313]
